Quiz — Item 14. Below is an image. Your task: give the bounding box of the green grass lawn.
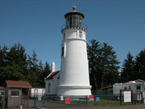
[71,99,144,107]
[88,99,144,107]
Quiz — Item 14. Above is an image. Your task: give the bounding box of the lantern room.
[61,6,87,31]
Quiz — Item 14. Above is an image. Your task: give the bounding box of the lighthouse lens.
[65,15,83,28]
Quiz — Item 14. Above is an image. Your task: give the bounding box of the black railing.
[61,24,88,31]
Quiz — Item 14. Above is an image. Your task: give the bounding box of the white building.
[30,87,45,97]
[45,6,91,96]
[113,79,145,96]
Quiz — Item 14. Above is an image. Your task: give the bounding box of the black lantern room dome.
[64,6,84,18]
[61,6,87,32]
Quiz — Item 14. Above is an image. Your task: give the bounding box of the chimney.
[51,62,55,73]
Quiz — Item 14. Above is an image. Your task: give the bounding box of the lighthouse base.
[57,85,92,96]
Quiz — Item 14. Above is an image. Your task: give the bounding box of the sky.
[1,0,145,72]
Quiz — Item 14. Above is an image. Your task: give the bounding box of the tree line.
[88,39,145,90]
[0,43,51,87]
[0,40,145,89]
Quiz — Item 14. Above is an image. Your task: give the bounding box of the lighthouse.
[57,6,92,96]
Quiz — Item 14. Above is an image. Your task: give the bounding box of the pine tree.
[87,39,120,90]
[134,49,145,80]
[0,43,27,83]
[121,52,135,82]
[0,45,8,85]
[38,62,51,87]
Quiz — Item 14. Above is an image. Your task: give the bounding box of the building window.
[79,31,82,38]
[48,83,51,93]
[61,47,64,57]
[124,87,127,90]
[137,86,141,90]
[63,33,65,40]
[129,86,131,90]
[11,91,19,96]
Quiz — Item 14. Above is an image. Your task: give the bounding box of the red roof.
[6,80,31,88]
[46,71,60,80]
[100,85,113,90]
[0,86,5,90]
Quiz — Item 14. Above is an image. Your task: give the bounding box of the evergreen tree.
[38,62,51,87]
[0,43,27,82]
[0,43,51,87]
[87,39,120,90]
[0,45,8,85]
[32,50,38,68]
[87,40,101,90]
[27,51,39,87]
[43,62,51,78]
[101,43,120,87]
[134,49,145,80]
[121,52,135,82]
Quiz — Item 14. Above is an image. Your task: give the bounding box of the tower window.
[79,31,82,38]
[61,47,64,57]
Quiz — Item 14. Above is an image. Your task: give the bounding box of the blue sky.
[1,0,145,71]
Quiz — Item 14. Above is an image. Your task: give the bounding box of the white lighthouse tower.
[57,6,92,96]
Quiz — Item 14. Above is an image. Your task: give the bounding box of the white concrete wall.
[45,72,60,95]
[113,83,123,96]
[57,28,91,96]
[113,82,145,96]
[64,29,86,40]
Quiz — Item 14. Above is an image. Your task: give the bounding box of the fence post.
[70,96,71,106]
[27,90,29,107]
[2,102,4,109]
[94,95,96,105]
[2,95,4,109]
[86,96,88,105]
[21,93,23,105]
[34,95,37,108]
[42,96,45,107]
[23,95,25,107]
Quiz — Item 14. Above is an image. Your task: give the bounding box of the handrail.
[61,24,88,31]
